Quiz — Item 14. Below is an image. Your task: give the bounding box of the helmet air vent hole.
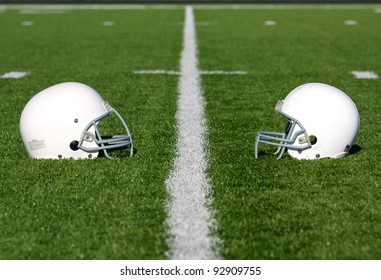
[74,118,78,123]
[310,135,318,145]
[58,155,62,159]
[70,140,79,151]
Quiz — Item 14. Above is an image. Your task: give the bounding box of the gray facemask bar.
[77,102,133,159]
[255,106,311,159]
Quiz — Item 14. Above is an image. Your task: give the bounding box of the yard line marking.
[264,20,277,26]
[134,70,180,75]
[19,9,66,14]
[201,70,246,75]
[165,6,220,260]
[192,4,381,10]
[345,20,358,25]
[351,71,379,79]
[21,21,33,26]
[134,70,247,75]
[1,71,30,79]
[102,21,114,26]
[3,4,380,11]
[5,4,148,11]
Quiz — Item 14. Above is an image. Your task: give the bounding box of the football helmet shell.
[255,83,360,160]
[20,82,133,159]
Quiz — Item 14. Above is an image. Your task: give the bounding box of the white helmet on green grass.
[255,83,360,160]
[20,82,133,159]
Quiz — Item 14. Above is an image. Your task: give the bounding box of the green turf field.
[1,4,381,260]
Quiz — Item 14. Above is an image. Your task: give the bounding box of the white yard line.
[344,20,358,25]
[165,6,220,260]
[134,70,247,75]
[134,70,180,75]
[102,21,114,26]
[1,71,30,79]
[264,20,277,26]
[2,4,380,12]
[201,70,246,75]
[351,71,379,79]
[21,21,34,26]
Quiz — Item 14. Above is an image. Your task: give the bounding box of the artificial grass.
[197,6,381,259]
[0,8,182,259]
[1,4,381,260]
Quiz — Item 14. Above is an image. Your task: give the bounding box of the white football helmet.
[20,82,133,159]
[255,83,360,160]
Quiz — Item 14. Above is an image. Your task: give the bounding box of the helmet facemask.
[255,100,312,159]
[74,102,134,159]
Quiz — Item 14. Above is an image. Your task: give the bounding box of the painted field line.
[134,70,247,75]
[201,70,246,75]
[345,20,358,25]
[19,9,66,14]
[102,21,114,26]
[352,71,379,79]
[134,70,180,75]
[264,20,277,26]
[21,21,34,26]
[192,4,381,10]
[1,4,147,11]
[165,6,220,260]
[1,71,30,79]
[4,4,380,12]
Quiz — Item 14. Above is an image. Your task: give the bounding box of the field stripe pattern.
[165,6,219,260]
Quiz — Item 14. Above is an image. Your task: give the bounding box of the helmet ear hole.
[310,135,318,145]
[70,140,79,151]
